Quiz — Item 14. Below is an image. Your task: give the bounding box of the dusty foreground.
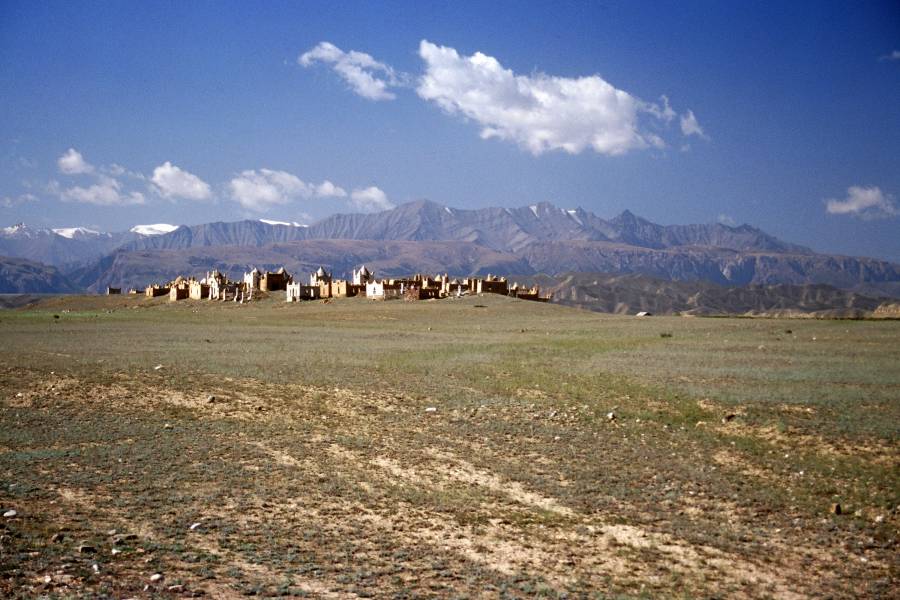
[0,294,897,598]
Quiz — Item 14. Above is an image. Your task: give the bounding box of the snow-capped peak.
[131,223,179,236]
[52,227,102,239]
[259,219,307,227]
[2,223,29,236]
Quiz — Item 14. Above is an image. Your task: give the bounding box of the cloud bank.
[825,186,897,219]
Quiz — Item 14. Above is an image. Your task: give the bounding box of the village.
[110,265,552,304]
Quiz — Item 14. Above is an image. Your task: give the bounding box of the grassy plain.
[0,294,897,598]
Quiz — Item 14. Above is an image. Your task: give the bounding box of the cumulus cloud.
[60,175,145,206]
[315,180,347,198]
[680,110,707,138]
[151,161,212,201]
[229,170,353,211]
[416,40,694,156]
[879,50,900,62]
[350,186,393,212]
[825,185,897,219]
[299,41,402,101]
[229,169,313,211]
[58,148,94,174]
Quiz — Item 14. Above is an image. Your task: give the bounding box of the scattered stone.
[92,564,100,573]
[189,522,202,531]
[3,509,17,518]
[150,573,163,583]
[424,407,437,413]
[206,395,216,403]
[78,544,96,553]
[43,575,52,584]
[50,532,66,543]
[153,364,163,370]
[15,392,23,398]
[830,503,842,515]
[106,529,117,536]
[168,584,185,593]
[722,413,737,423]
[553,435,561,441]
[874,515,885,523]
[111,548,121,555]
[163,423,173,430]
[606,411,616,421]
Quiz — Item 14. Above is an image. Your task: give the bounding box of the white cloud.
[350,186,394,212]
[299,41,402,101]
[1,193,38,208]
[879,50,900,62]
[151,161,212,201]
[315,180,347,198]
[58,148,94,175]
[416,40,690,156]
[60,175,145,206]
[229,169,312,211]
[679,110,707,138]
[825,185,897,219]
[716,214,737,226]
[228,169,352,212]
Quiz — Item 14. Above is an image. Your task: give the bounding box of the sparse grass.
[0,293,897,598]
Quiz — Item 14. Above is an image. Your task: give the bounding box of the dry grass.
[0,294,897,598]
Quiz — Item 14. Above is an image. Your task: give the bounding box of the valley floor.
[0,295,897,598]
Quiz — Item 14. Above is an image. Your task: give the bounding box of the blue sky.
[1,1,899,260]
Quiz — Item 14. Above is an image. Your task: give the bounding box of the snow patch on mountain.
[131,223,179,236]
[52,227,102,239]
[259,219,307,227]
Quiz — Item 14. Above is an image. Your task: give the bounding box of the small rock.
[163,423,173,430]
[3,509,17,518]
[15,392,23,398]
[189,522,202,531]
[553,435,561,441]
[153,364,163,370]
[167,584,185,593]
[50,532,65,543]
[150,573,163,583]
[111,548,121,555]
[43,575,52,584]
[606,411,616,421]
[830,503,842,515]
[424,407,437,413]
[874,515,885,523]
[92,564,100,573]
[722,413,737,423]
[206,395,216,403]
[78,544,96,553]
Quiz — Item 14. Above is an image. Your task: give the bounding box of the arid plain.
[1,294,897,598]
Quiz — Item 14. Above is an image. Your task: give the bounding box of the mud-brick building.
[366,280,402,300]
[469,274,508,296]
[189,280,210,300]
[244,267,260,291]
[145,285,169,298]
[169,286,189,301]
[285,282,321,302]
[260,267,290,292]
[352,265,375,285]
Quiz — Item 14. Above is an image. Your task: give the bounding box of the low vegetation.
[0,294,897,598]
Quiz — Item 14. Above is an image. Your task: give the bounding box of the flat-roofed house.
[286,281,320,302]
[261,267,290,292]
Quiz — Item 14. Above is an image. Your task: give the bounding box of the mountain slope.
[0,256,80,293]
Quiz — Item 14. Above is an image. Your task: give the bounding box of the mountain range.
[2,200,899,307]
